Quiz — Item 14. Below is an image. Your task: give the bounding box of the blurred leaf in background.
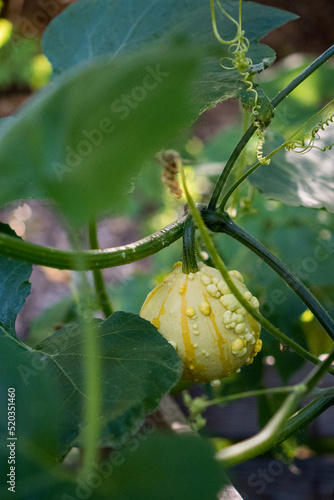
[0,12,51,91]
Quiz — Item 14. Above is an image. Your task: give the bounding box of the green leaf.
[43,0,297,108]
[249,130,334,213]
[100,435,226,500]
[34,312,183,452]
[0,224,32,337]
[7,434,226,500]
[0,45,202,222]
[0,318,236,500]
[0,117,14,135]
[0,334,65,499]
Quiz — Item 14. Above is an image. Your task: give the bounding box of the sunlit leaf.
[249,129,334,213]
[43,0,297,109]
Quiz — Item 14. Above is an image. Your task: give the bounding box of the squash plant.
[0,1,333,498]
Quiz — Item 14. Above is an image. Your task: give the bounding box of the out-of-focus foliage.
[0,14,51,90]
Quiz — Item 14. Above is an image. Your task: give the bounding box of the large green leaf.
[249,130,334,213]
[0,224,32,337]
[1,315,198,499]
[0,117,13,135]
[99,435,226,500]
[0,334,65,500]
[0,45,201,222]
[32,311,183,452]
[43,0,297,108]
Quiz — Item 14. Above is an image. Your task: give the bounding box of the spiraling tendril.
[210,0,271,166]
[210,0,259,120]
[285,110,334,154]
[255,128,270,165]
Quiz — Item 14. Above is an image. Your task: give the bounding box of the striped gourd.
[140,261,262,383]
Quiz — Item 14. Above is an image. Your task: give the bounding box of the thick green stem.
[76,275,102,480]
[182,215,199,273]
[271,44,334,108]
[208,124,256,210]
[220,161,261,210]
[215,392,334,467]
[216,347,334,466]
[230,107,250,212]
[304,343,334,392]
[273,394,334,449]
[208,45,334,210]
[203,210,334,343]
[88,220,113,318]
[81,318,102,478]
[216,389,303,466]
[0,217,185,270]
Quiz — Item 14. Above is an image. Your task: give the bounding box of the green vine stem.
[178,154,334,373]
[273,393,334,447]
[270,44,334,108]
[81,318,102,478]
[88,220,113,318]
[203,210,334,343]
[205,386,297,407]
[208,44,334,210]
[74,272,103,479]
[0,217,185,270]
[182,215,199,273]
[208,123,256,210]
[216,343,334,466]
[230,107,250,212]
[304,343,334,392]
[219,159,263,209]
[216,390,304,466]
[217,393,334,467]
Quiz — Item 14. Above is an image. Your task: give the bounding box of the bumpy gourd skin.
[140,261,262,384]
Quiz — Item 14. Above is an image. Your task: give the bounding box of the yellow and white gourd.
[140,261,262,384]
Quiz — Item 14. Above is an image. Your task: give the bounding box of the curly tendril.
[210,0,270,164]
[255,129,270,165]
[285,109,334,154]
[210,0,259,118]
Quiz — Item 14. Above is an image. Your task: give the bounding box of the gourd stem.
[182,215,199,274]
